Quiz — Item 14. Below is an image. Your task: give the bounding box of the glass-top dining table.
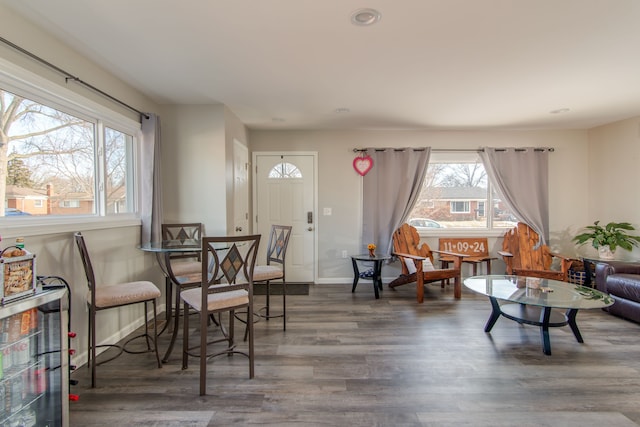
[138,238,203,319]
[139,239,201,253]
[138,239,203,361]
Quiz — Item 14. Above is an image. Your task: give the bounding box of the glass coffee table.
[464,275,614,355]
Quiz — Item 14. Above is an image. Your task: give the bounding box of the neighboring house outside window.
[408,151,517,231]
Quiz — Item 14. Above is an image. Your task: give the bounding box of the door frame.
[232,138,249,235]
[252,151,318,283]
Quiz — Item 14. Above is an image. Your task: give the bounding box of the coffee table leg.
[540,306,552,355]
[484,297,502,332]
[566,309,583,343]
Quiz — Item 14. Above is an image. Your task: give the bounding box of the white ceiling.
[4,0,640,131]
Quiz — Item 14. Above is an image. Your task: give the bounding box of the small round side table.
[350,254,390,299]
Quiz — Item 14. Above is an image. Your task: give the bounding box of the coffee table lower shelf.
[485,297,582,356]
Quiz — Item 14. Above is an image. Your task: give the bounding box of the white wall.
[586,116,640,260]
[249,129,591,281]
[161,104,229,235]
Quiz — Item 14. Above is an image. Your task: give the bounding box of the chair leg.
[199,307,208,396]
[248,304,254,379]
[86,305,91,372]
[144,302,151,350]
[228,310,235,353]
[282,280,286,331]
[243,309,251,342]
[265,281,270,319]
[90,306,97,388]
[182,302,190,370]
[152,300,162,368]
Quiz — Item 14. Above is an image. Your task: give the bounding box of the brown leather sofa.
[595,261,640,323]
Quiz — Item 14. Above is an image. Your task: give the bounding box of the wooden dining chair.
[160,223,203,362]
[180,234,261,395]
[74,232,162,388]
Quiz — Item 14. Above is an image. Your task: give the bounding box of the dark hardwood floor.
[69,282,640,426]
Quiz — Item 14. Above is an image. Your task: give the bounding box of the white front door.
[254,153,316,283]
[233,139,249,235]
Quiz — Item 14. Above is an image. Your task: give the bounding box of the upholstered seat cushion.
[181,286,249,312]
[605,274,640,303]
[90,281,161,309]
[253,265,283,282]
[169,260,201,276]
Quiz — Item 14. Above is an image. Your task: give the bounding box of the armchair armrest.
[392,252,426,261]
[392,252,428,276]
[548,252,572,261]
[431,249,468,259]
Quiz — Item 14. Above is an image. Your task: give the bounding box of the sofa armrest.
[595,261,640,292]
[600,261,640,275]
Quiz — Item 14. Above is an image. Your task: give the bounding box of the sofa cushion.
[605,273,640,303]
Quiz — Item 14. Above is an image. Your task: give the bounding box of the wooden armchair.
[389,223,466,303]
[499,222,574,281]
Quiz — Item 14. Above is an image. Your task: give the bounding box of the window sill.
[0,216,141,240]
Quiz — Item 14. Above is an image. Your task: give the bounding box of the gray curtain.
[140,113,164,244]
[479,147,549,244]
[362,147,430,256]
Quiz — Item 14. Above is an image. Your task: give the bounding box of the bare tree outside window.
[0,88,134,217]
[409,152,517,229]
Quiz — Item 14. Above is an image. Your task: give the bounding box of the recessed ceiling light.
[351,8,381,26]
[550,108,571,114]
[335,108,351,113]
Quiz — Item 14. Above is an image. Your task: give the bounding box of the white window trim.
[0,58,142,236]
[411,151,514,237]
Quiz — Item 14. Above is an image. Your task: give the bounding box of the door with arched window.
[253,153,316,283]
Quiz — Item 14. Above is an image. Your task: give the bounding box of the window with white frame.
[0,82,138,219]
[450,201,470,213]
[408,151,517,230]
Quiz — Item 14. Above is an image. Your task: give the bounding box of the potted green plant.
[573,221,640,259]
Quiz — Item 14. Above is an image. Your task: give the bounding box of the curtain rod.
[352,147,554,153]
[0,36,149,122]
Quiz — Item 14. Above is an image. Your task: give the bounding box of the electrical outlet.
[341,250,348,258]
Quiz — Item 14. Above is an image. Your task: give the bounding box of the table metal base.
[485,297,583,355]
[351,258,384,299]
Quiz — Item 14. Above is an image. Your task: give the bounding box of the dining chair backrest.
[74,232,96,303]
[265,225,292,269]
[203,235,261,292]
[162,223,203,262]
